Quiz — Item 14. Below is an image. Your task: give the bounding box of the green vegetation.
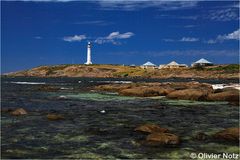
[45,65,69,75]
[206,64,239,71]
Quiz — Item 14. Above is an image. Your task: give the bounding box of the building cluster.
[139,58,213,69]
[83,42,214,69]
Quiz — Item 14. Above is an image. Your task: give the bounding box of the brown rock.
[166,89,209,101]
[207,90,239,102]
[10,108,27,116]
[134,124,169,133]
[146,133,180,145]
[165,82,213,92]
[119,87,160,97]
[47,114,65,121]
[95,84,133,92]
[213,128,239,142]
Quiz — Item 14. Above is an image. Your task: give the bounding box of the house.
[141,61,157,69]
[130,64,136,67]
[159,61,188,69]
[191,58,213,67]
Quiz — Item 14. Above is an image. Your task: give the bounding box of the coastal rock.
[37,85,59,92]
[95,84,133,92]
[145,133,180,145]
[165,82,213,92]
[10,108,27,116]
[207,89,239,103]
[47,114,65,121]
[213,128,239,142]
[119,87,160,97]
[166,89,208,101]
[134,124,169,134]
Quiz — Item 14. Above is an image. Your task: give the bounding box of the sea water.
[1,77,239,159]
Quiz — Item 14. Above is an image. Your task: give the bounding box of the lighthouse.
[85,42,92,65]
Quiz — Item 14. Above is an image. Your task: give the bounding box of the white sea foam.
[89,80,132,84]
[10,81,46,85]
[212,84,240,90]
[60,87,73,90]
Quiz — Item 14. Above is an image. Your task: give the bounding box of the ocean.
[1,77,239,159]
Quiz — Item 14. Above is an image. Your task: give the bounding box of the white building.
[191,58,213,67]
[141,61,157,69]
[85,42,92,65]
[159,61,188,69]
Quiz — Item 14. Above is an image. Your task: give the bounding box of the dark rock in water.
[37,85,59,92]
[10,108,28,116]
[194,132,209,141]
[1,108,14,113]
[213,128,239,143]
[84,127,112,136]
[166,89,209,101]
[47,114,65,121]
[145,133,180,146]
[134,124,169,134]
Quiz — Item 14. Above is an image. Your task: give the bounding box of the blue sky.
[1,0,239,73]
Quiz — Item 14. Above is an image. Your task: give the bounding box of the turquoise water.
[1,77,239,159]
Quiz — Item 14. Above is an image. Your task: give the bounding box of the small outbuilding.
[141,61,157,69]
[130,64,136,67]
[191,58,213,67]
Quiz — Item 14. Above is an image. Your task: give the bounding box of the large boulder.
[164,81,213,92]
[145,133,180,145]
[119,87,160,97]
[47,114,65,121]
[95,84,133,92]
[166,89,209,101]
[134,124,169,134]
[213,128,239,143]
[207,89,239,103]
[10,108,27,116]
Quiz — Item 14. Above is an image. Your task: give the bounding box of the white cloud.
[206,29,240,44]
[106,50,239,58]
[180,37,199,42]
[95,31,134,44]
[106,31,134,39]
[34,36,42,39]
[97,1,198,11]
[74,20,113,26]
[207,8,239,22]
[163,37,199,42]
[5,0,198,11]
[63,35,87,42]
[156,14,198,20]
[217,29,240,41]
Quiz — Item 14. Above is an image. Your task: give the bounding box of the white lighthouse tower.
[85,42,92,65]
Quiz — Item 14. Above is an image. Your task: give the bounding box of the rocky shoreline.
[94,81,239,105]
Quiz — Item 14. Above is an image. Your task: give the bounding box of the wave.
[60,87,73,90]
[212,84,240,90]
[9,81,46,85]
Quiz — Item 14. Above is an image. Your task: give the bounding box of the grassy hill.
[4,64,239,79]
